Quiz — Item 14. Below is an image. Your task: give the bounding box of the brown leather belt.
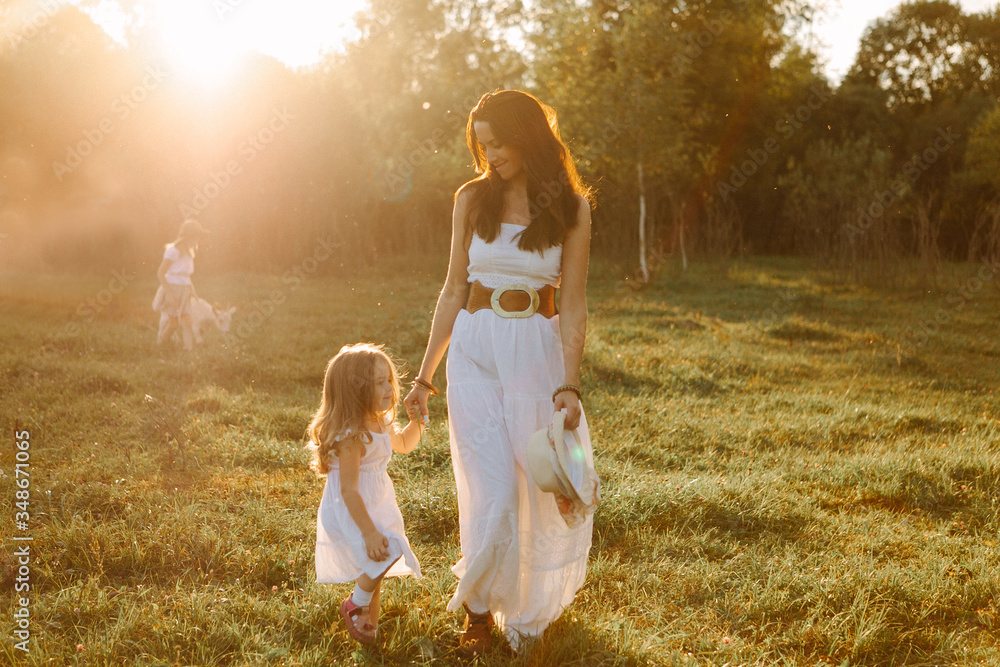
[466,281,557,318]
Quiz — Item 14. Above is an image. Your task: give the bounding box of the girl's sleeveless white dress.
[446,223,595,646]
[314,426,421,583]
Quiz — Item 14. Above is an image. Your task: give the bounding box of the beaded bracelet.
[552,384,582,402]
[411,377,440,396]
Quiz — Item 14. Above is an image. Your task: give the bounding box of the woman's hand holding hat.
[553,388,582,430]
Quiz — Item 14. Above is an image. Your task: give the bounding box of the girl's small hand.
[554,391,582,430]
[404,400,425,426]
[364,530,390,561]
[404,387,430,424]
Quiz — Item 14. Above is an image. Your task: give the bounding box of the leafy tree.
[529,0,690,273]
[332,0,528,254]
[964,6,1000,99]
[530,0,826,265]
[963,106,1000,194]
[841,1,1000,265]
[956,105,1000,262]
[847,1,986,108]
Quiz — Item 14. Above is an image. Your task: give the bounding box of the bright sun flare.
[156,0,251,86]
[81,0,366,85]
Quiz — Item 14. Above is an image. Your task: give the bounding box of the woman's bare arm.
[405,187,474,418]
[553,195,592,429]
[157,258,171,287]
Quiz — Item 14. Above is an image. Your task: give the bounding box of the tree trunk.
[914,193,940,287]
[679,202,688,273]
[638,161,649,283]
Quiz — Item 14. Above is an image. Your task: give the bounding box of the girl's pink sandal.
[339,596,377,644]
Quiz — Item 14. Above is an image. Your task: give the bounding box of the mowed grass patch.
[1,256,1000,665]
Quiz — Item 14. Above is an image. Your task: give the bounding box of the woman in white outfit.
[404,89,594,655]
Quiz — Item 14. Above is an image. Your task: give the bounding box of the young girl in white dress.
[405,90,596,654]
[153,219,208,350]
[307,343,424,645]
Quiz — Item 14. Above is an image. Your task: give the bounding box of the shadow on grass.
[589,362,664,396]
[692,498,811,543]
[335,613,639,666]
[891,414,963,435]
[597,490,811,555]
[515,615,644,667]
[766,320,842,343]
[589,362,726,398]
[817,459,1000,535]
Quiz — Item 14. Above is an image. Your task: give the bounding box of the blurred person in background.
[153,219,209,351]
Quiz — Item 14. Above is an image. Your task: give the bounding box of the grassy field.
[2,255,999,666]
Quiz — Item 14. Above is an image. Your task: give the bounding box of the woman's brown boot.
[458,604,493,655]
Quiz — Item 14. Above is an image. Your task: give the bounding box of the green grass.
[2,256,999,665]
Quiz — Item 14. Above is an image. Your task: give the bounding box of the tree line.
[0,0,998,283]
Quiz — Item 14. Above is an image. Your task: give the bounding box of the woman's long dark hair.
[463,90,593,253]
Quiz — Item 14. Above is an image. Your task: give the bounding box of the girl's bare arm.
[337,438,389,561]
[390,410,422,454]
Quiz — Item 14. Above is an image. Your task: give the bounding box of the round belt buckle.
[490,284,539,318]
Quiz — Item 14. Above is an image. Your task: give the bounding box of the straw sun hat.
[527,411,600,522]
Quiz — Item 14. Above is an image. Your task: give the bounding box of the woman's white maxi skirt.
[446,306,594,646]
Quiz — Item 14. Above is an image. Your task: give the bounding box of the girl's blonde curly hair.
[306,343,401,475]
